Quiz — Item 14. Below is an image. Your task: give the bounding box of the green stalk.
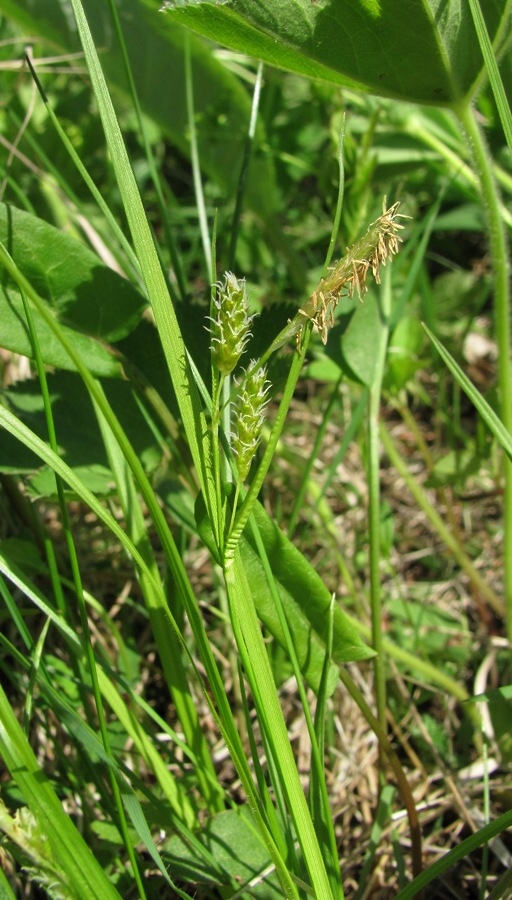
[248,517,342,897]
[185,30,211,275]
[467,0,512,153]
[68,0,221,546]
[227,324,312,554]
[105,0,186,301]
[225,550,334,898]
[448,105,511,637]
[228,61,264,269]
[401,113,512,229]
[368,268,392,734]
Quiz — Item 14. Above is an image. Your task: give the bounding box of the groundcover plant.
[0,0,511,897]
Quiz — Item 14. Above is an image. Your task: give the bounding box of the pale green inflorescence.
[209,272,254,375]
[232,363,270,481]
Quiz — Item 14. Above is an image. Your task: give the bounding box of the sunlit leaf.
[164,0,512,106]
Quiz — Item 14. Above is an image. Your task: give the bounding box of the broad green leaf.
[0,371,161,486]
[164,808,283,897]
[0,0,278,219]
[0,284,123,377]
[383,315,424,393]
[164,0,512,107]
[339,292,382,387]
[196,491,373,695]
[0,202,146,343]
[243,500,374,666]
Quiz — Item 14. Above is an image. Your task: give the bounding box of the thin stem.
[106,0,186,301]
[211,373,226,549]
[185,31,211,275]
[368,269,392,735]
[456,104,512,639]
[324,113,345,270]
[227,323,312,555]
[228,61,264,269]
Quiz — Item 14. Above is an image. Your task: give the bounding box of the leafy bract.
[164,0,512,107]
[338,293,381,387]
[243,500,374,666]
[196,491,373,695]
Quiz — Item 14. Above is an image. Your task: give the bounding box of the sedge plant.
[0,3,411,899]
[1,0,511,897]
[161,0,512,895]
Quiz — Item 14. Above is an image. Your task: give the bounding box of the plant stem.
[368,269,392,734]
[225,549,335,898]
[457,104,512,639]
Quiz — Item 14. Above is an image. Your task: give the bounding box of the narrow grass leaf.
[0,404,294,896]
[0,682,122,900]
[467,0,512,149]
[226,549,333,897]
[67,0,220,541]
[94,391,222,813]
[395,808,512,899]
[424,324,512,461]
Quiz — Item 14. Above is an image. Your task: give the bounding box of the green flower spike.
[208,272,254,375]
[232,363,270,481]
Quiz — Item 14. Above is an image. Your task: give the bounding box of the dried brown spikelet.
[301,201,408,344]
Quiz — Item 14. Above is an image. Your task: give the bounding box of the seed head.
[208,272,254,375]
[232,363,270,481]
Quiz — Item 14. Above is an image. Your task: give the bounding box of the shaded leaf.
[244,499,374,665]
[0,371,161,490]
[339,292,382,386]
[163,807,283,897]
[0,284,123,377]
[0,202,146,343]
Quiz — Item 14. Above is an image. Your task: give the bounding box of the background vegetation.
[0,0,511,897]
